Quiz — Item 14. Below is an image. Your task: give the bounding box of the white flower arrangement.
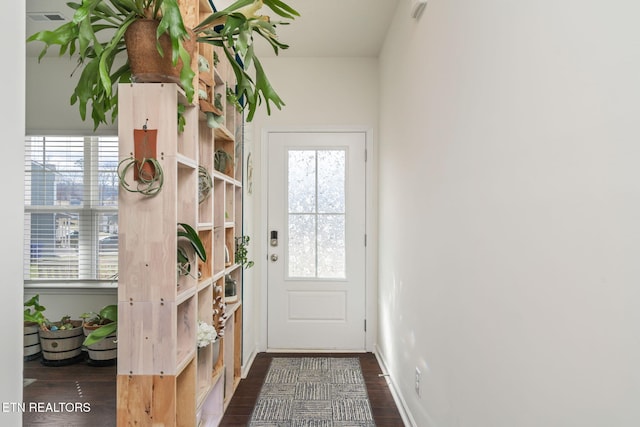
[197,320,218,348]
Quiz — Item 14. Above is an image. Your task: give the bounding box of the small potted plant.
[81,304,118,366]
[197,320,218,349]
[177,222,207,279]
[23,294,46,361]
[197,319,220,368]
[214,149,234,174]
[38,314,85,366]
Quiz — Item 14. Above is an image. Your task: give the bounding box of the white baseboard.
[374,345,418,427]
[241,348,257,379]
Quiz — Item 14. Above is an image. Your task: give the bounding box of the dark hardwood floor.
[23,354,117,427]
[23,352,405,426]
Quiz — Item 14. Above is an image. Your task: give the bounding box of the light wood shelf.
[117,2,244,421]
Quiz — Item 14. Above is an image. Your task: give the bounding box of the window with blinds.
[24,136,119,282]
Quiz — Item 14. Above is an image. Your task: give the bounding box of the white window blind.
[24,136,119,282]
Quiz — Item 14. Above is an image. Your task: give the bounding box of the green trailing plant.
[81,304,118,347]
[235,235,254,268]
[24,294,47,326]
[177,222,207,277]
[26,0,300,130]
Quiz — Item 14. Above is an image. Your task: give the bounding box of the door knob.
[270,254,278,262]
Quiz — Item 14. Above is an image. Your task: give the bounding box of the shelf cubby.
[198,229,213,282]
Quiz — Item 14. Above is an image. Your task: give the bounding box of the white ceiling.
[26,0,401,58]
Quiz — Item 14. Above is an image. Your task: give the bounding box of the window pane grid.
[287,149,346,279]
[24,136,118,282]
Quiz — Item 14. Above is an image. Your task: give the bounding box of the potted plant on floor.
[23,294,46,361]
[26,0,300,130]
[38,314,86,366]
[81,304,118,366]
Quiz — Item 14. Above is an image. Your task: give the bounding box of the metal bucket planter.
[39,320,85,366]
[23,322,41,361]
[83,325,117,366]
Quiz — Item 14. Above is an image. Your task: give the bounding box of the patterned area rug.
[248,357,375,427]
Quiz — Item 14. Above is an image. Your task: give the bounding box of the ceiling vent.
[27,12,67,22]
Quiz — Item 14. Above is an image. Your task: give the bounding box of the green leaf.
[247,54,285,121]
[83,321,118,347]
[158,0,190,65]
[177,43,196,103]
[178,222,207,262]
[98,18,133,97]
[100,304,118,322]
[263,0,300,19]
[220,0,257,14]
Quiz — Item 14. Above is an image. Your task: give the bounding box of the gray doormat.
[249,357,375,427]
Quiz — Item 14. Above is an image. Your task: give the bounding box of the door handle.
[270,254,278,262]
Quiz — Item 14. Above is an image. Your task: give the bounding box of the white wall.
[244,56,379,358]
[23,290,117,322]
[25,56,118,330]
[26,57,118,134]
[378,1,640,426]
[1,3,26,425]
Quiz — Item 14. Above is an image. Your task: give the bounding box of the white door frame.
[259,126,377,352]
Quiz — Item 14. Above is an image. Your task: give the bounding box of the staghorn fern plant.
[27,0,299,130]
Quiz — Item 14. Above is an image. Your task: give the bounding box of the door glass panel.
[317,214,345,278]
[288,214,316,277]
[288,150,316,213]
[318,150,345,213]
[287,149,346,279]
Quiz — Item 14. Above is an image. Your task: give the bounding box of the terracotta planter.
[124,19,196,87]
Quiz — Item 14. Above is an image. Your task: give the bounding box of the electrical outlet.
[415,367,421,396]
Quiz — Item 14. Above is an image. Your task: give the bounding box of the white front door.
[267,131,367,350]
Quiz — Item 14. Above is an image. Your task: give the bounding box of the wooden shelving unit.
[116,1,244,424]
